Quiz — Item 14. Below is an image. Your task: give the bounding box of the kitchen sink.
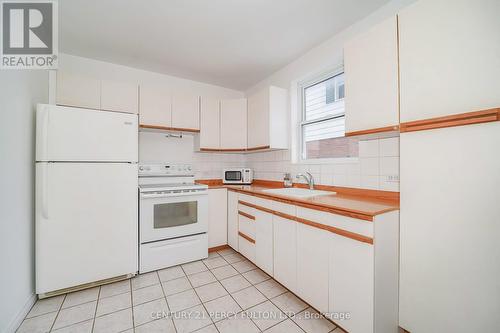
[263,187,334,198]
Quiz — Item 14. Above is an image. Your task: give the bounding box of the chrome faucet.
[296,172,315,190]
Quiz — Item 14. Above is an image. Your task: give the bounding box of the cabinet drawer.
[238,203,254,216]
[296,206,373,237]
[238,213,255,239]
[238,234,256,263]
[272,200,296,216]
[238,193,254,204]
[253,196,274,211]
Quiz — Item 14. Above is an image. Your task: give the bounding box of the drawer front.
[296,207,373,237]
[253,196,274,211]
[238,193,255,204]
[140,234,208,273]
[238,213,255,239]
[272,200,296,216]
[238,234,256,263]
[238,203,254,216]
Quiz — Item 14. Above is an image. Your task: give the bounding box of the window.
[300,71,357,160]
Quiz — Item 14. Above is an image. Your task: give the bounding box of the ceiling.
[60,0,390,90]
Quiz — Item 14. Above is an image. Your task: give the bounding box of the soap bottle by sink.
[283,173,293,188]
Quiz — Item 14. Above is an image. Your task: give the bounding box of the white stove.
[138,163,208,273]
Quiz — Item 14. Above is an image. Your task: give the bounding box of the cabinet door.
[227,191,239,251]
[255,210,273,275]
[207,189,228,248]
[296,223,330,313]
[200,97,220,149]
[399,0,500,122]
[172,94,200,130]
[344,16,398,133]
[273,215,297,292]
[329,234,374,333]
[101,80,138,114]
[220,98,247,150]
[56,72,101,109]
[247,89,269,149]
[139,84,171,126]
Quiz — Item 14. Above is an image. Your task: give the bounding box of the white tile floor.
[18,248,346,333]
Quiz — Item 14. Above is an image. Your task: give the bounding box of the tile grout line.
[129,279,135,333]
[179,260,218,333]
[48,293,66,332]
[158,268,179,333]
[90,286,101,333]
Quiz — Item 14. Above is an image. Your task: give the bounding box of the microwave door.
[225,171,242,182]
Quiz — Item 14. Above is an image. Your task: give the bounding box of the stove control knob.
[139,166,144,171]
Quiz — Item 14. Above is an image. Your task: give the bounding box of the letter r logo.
[2,2,53,54]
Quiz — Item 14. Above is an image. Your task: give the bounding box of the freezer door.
[36,104,138,162]
[36,162,138,294]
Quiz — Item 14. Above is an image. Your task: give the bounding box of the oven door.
[140,192,208,243]
[224,170,243,183]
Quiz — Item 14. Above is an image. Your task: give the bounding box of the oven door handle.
[140,191,207,199]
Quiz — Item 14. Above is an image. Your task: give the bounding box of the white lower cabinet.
[273,215,297,293]
[227,192,399,333]
[254,209,273,276]
[207,189,227,248]
[296,223,330,314]
[329,234,374,333]
[227,190,238,251]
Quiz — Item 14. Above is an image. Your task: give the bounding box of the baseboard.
[208,244,230,253]
[5,293,37,333]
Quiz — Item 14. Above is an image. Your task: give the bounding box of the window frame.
[297,67,356,164]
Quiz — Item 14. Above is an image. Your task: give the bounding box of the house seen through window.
[300,72,358,160]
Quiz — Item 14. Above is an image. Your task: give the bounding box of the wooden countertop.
[196,179,399,221]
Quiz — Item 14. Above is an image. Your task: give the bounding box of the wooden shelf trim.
[200,145,271,153]
[238,210,255,220]
[400,108,500,133]
[240,201,373,245]
[238,231,255,244]
[246,145,271,151]
[345,125,399,137]
[140,124,200,133]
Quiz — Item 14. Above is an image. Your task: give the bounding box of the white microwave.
[223,168,253,184]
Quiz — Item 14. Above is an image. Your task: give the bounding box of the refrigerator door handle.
[41,163,49,219]
[36,105,50,160]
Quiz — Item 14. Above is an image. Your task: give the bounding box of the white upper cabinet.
[101,80,138,114]
[247,86,288,150]
[200,97,220,149]
[344,16,399,134]
[398,0,500,122]
[171,94,200,130]
[220,98,247,150]
[139,84,171,127]
[56,72,101,110]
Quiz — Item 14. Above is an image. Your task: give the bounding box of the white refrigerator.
[35,104,138,296]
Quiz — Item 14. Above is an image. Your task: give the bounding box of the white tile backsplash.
[246,137,400,192]
[359,139,379,158]
[141,133,400,192]
[379,137,399,157]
